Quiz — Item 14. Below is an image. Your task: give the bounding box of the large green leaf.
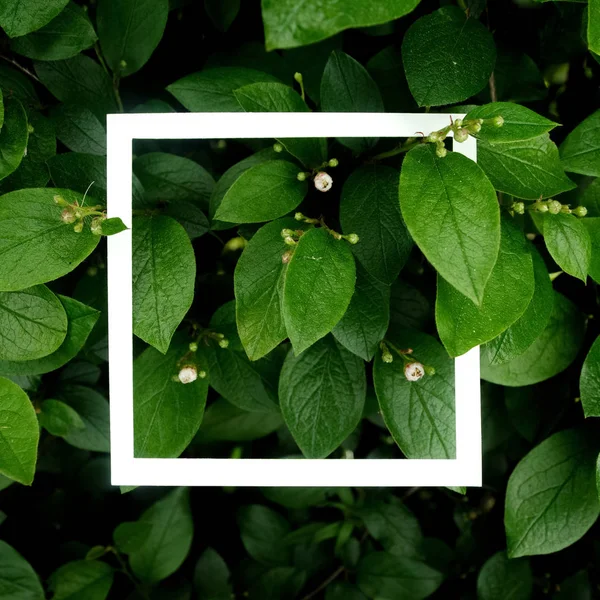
[0,540,44,599]
[38,399,84,438]
[373,329,455,459]
[0,188,100,291]
[483,247,553,365]
[543,212,591,282]
[476,551,533,600]
[97,0,168,77]
[51,560,114,600]
[129,488,194,583]
[132,216,196,354]
[261,0,421,50]
[583,217,600,283]
[237,504,291,565]
[234,82,326,167]
[478,134,576,200]
[436,217,535,357]
[215,160,307,224]
[560,110,600,177]
[505,428,600,557]
[481,292,585,386]
[399,144,500,305]
[0,98,28,181]
[134,336,208,458]
[0,0,69,37]
[0,377,39,485]
[580,335,600,418]
[0,285,67,361]
[465,102,557,143]
[320,50,383,152]
[235,218,310,361]
[341,165,411,284]
[357,552,443,600]
[11,3,97,61]
[166,67,280,112]
[332,264,390,361]
[279,336,365,458]
[50,104,106,156]
[283,227,356,355]
[402,7,495,107]
[590,0,600,54]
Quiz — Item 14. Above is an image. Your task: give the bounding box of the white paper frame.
[107,112,482,487]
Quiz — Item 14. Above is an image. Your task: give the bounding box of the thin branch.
[0,54,40,83]
[300,566,345,600]
[489,71,498,102]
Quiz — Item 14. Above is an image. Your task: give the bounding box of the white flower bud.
[314,171,333,192]
[61,208,76,224]
[404,362,425,382]
[178,365,198,384]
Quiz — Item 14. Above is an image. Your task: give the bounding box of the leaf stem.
[300,565,345,600]
[108,547,150,600]
[0,53,41,83]
[370,138,422,161]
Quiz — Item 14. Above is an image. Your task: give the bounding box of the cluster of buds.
[292,212,359,245]
[297,159,339,193]
[54,193,107,235]
[531,198,587,217]
[380,342,436,382]
[174,334,230,384]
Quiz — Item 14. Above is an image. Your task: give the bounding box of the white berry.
[404,362,425,382]
[178,366,198,384]
[314,171,333,192]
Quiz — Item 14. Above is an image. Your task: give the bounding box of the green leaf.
[113,521,152,554]
[505,428,600,558]
[399,144,500,305]
[332,264,390,361]
[0,295,99,376]
[262,487,331,509]
[237,504,291,566]
[320,50,383,153]
[129,488,193,583]
[0,0,69,37]
[0,540,44,599]
[167,67,280,112]
[279,336,366,458]
[584,217,600,283]
[0,377,39,485]
[205,0,240,31]
[389,280,430,330]
[590,0,600,54]
[195,397,283,443]
[341,165,411,284]
[283,227,356,354]
[483,247,553,365]
[0,188,100,291]
[0,285,68,361]
[194,547,233,600]
[357,552,444,600]
[477,551,533,600]
[0,98,28,181]
[202,301,281,413]
[234,82,326,168]
[481,292,585,386]
[50,104,106,155]
[580,335,600,418]
[326,583,368,600]
[58,385,110,452]
[235,218,309,361]
[38,398,84,437]
[47,152,106,200]
[35,55,118,118]
[134,336,208,458]
[262,0,420,50]
[358,497,423,559]
[99,217,127,236]
[51,561,114,600]
[215,160,307,224]
[163,201,209,240]
[373,329,456,459]
[248,568,305,600]
[11,3,97,61]
[133,152,215,209]
[465,102,558,143]
[436,217,535,357]
[97,0,168,77]
[132,216,196,353]
[543,212,591,282]
[0,65,41,111]
[560,110,600,177]
[402,7,496,107]
[478,134,576,200]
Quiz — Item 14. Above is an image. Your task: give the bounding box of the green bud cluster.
[531,199,587,217]
[55,193,108,234]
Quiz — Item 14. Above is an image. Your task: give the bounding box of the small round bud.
[435,144,447,159]
[294,72,303,84]
[424,365,436,376]
[535,202,548,213]
[547,200,561,215]
[454,118,463,127]
[427,131,442,143]
[454,128,469,143]
[281,228,295,238]
[467,122,482,134]
[382,350,393,363]
[87,266,98,277]
[219,338,229,349]
[512,202,525,215]
[314,171,333,192]
[73,221,84,233]
[90,217,103,236]
[283,236,296,246]
[74,209,83,219]
[573,206,588,217]
[61,208,76,224]
[273,142,284,153]
[297,171,307,181]
[492,115,504,127]
[27,124,34,134]
[119,59,127,69]
[189,342,198,352]
[404,362,425,382]
[328,158,339,167]
[560,205,571,214]
[282,250,293,264]
[294,212,305,221]
[345,233,359,245]
[178,365,198,384]
[53,194,67,206]
[199,370,207,379]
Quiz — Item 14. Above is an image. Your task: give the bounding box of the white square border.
[107,112,482,487]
